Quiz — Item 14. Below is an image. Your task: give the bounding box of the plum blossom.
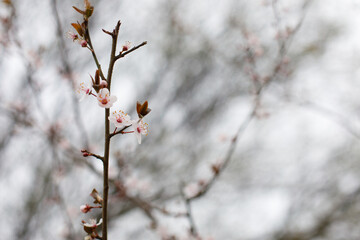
[67,31,88,47]
[77,80,93,101]
[66,31,79,42]
[82,218,102,228]
[97,88,117,108]
[132,119,148,144]
[82,218,102,236]
[108,110,132,128]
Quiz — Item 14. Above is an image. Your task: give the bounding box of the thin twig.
[180,3,311,235]
[85,26,106,80]
[109,125,131,139]
[180,184,198,236]
[115,41,147,60]
[188,108,256,201]
[51,0,90,148]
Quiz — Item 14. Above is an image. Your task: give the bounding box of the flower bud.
[80,204,92,213]
[136,101,151,118]
[99,80,107,89]
[122,41,131,52]
[94,70,100,85]
[84,0,94,19]
[80,40,88,48]
[211,164,221,175]
[90,189,103,204]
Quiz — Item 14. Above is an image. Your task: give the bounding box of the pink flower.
[66,31,88,48]
[132,119,148,144]
[108,110,132,128]
[97,88,117,108]
[80,204,92,213]
[66,31,79,41]
[77,80,93,101]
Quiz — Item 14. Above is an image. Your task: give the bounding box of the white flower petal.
[136,131,142,144]
[109,95,117,104]
[97,218,103,226]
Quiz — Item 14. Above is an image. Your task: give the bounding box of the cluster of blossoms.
[108,109,149,144]
[67,30,87,48]
[80,189,103,240]
[76,72,149,144]
[71,1,150,239]
[67,0,94,48]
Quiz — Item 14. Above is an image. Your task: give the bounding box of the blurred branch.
[51,0,90,148]
[15,165,53,240]
[274,186,360,240]
[179,1,312,236]
[299,100,360,139]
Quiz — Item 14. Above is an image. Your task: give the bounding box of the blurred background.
[1,0,360,239]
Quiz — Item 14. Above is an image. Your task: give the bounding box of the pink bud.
[80,204,92,213]
[99,80,108,89]
[122,41,131,52]
[83,152,90,157]
[80,40,88,47]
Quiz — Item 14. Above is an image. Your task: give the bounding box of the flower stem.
[85,25,106,81]
[101,20,121,240]
[102,108,110,240]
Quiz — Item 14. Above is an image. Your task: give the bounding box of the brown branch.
[84,26,106,80]
[102,20,121,240]
[51,0,90,148]
[81,149,104,161]
[188,108,256,202]
[102,108,110,240]
[102,29,113,36]
[105,20,121,88]
[295,99,360,139]
[179,2,311,234]
[115,41,147,60]
[109,125,132,139]
[180,184,198,237]
[274,187,360,240]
